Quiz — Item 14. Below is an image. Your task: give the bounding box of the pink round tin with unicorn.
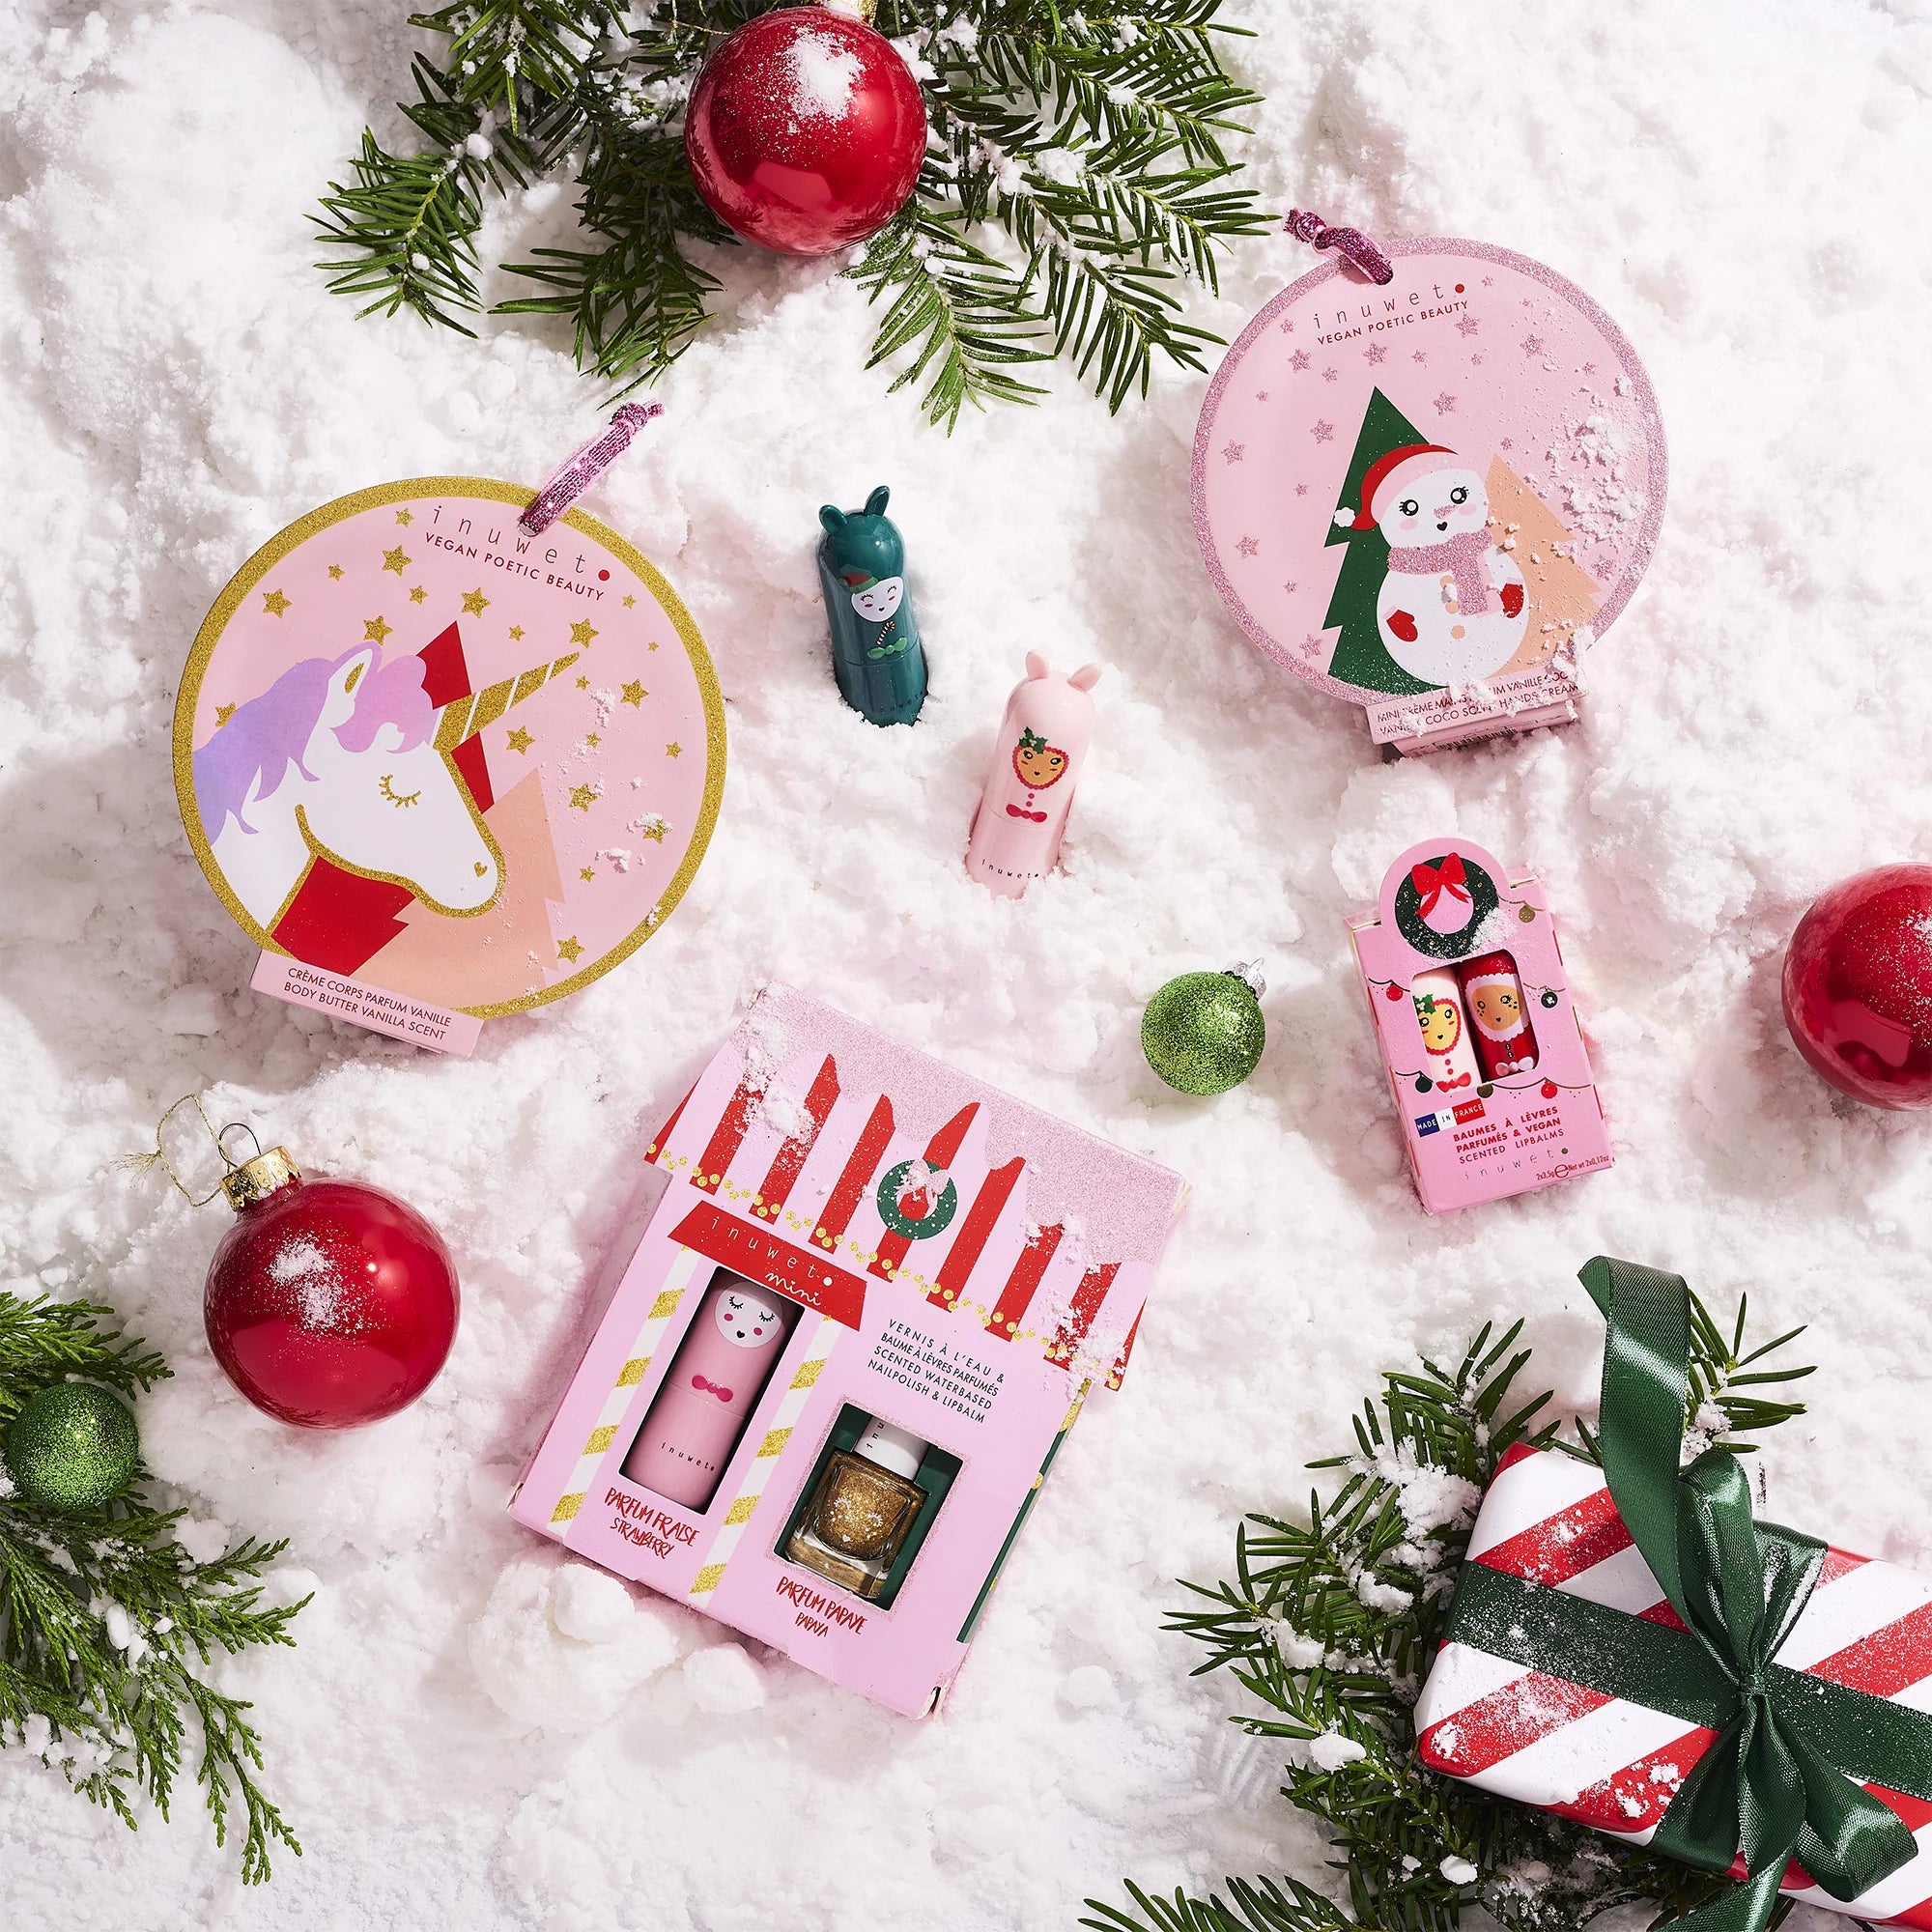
[175,477,724,1024]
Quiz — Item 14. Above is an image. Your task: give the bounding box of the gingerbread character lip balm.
[964,653,1101,898]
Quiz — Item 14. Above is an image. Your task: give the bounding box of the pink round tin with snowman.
[1193,238,1667,755]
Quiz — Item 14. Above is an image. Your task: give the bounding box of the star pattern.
[1311,420,1335,443]
[584,731,602,749]
[1283,582,1298,595]
[568,784,599,812]
[1303,633,1323,653]
[1290,348,1312,372]
[1293,483,1309,497]
[1433,392,1458,415]
[505,726,533,754]
[408,585,427,604]
[620,680,646,707]
[1364,342,1387,365]
[580,866,596,882]
[1255,390,1269,403]
[570,620,599,646]
[327,564,344,580]
[382,546,411,574]
[1236,535,1259,557]
[461,588,490,616]
[576,676,590,690]
[214,702,237,726]
[640,820,668,843]
[1221,442,1244,464]
[1322,366,1340,384]
[621,594,637,609]
[647,641,658,652]
[556,937,584,964]
[394,508,414,526]
[261,589,291,617]
[1455,315,1480,338]
[1522,334,1546,356]
[508,625,525,641]
[363,615,392,643]
[1411,351,1428,364]
[665,742,682,759]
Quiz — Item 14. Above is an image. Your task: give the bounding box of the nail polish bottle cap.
[853,1414,925,1482]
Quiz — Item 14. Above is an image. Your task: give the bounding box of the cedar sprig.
[314,0,1273,428]
[1086,1298,1813,1932]
[0,1291,305,1883]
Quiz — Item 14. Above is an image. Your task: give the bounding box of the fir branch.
[316,0,1274,427]
[852,209,1051,428]
[1091,1296,1813,1932]
[0,1292,304,1882]
[497,118,725,387]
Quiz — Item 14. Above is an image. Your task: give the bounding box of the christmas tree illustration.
[1321,387,1437,696]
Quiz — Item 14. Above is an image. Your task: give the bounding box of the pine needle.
[314,0,1274,428]
[0,1292,304,1883]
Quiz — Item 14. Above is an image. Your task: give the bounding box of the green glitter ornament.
[4,1380,141,1513]
[1142,962,1266,1095]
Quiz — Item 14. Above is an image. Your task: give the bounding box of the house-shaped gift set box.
[511,984,1187,1717]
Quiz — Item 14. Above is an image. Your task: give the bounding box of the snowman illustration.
[1333,444,1527,687]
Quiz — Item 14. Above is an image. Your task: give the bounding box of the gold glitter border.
[172,475,726,1020]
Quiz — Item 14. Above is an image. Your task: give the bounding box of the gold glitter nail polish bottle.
[784,1414,928,1600]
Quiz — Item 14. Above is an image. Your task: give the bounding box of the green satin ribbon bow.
[1444,1256,1932,1932]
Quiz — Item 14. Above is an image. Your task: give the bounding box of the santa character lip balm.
[1459,951,1539,1078]
[619,1275,797,1511]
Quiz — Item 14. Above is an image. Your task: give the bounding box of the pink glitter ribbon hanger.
[519,401,664,536]
[1285,209,1394,286]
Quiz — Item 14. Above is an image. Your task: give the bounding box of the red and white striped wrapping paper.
[1416,1443,1932,1925]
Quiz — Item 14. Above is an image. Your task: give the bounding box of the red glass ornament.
[684,7,926,256]
[1782,864,1932,1109]
[204,1149,460,1428]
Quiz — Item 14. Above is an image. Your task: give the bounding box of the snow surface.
[4,1,1932,1927]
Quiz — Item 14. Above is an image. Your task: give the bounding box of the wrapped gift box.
[1416,1441,1932,1925]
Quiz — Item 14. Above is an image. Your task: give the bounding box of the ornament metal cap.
[219,1148,301,1210]
[1226,959,1266,999]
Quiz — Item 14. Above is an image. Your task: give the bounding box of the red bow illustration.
[1410,853,1470,920]
[692,1375,733,1403]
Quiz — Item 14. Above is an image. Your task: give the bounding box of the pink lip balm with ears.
[964,652,1102,899]
[620,1276,794,1512]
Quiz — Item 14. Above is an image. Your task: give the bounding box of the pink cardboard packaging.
[509,984,1188,1718]
[1349,837,1611,1214]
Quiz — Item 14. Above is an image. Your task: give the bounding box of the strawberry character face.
[1013,727,1067,789]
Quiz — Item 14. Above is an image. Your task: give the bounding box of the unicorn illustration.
[193,640,576,934]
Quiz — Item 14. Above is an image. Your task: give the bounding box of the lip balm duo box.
[509,984,1187,1718]
[1349,836,1612,1214]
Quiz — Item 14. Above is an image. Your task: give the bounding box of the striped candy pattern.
[1416,1444,1932,1926]
[687,1312,841,1605]
[548,1247,705,1525]
[643,1046,1141,1384]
